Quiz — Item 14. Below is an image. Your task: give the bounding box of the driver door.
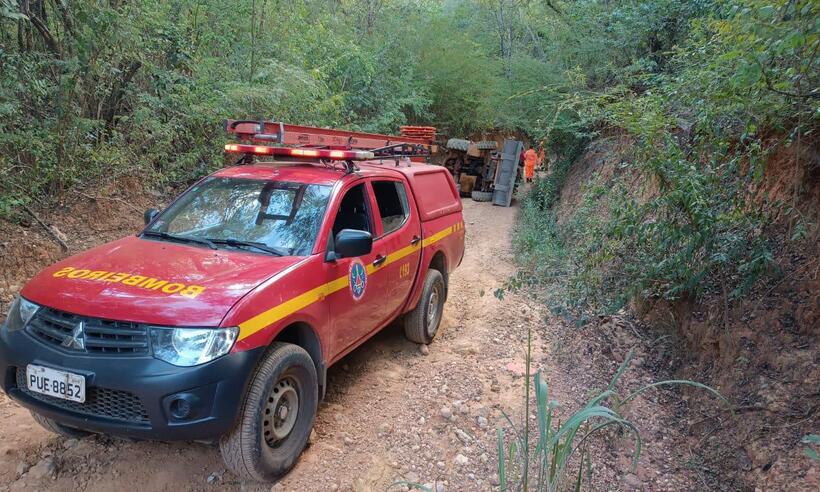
[325,182,385,357]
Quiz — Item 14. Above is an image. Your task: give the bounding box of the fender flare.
[256,317,328,400]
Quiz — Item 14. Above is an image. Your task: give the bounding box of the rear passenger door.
[369,178,422,318]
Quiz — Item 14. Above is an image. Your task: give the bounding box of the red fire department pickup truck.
[0,121,465,481]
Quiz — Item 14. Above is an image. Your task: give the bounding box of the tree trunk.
[17,19,26,52]
[101,60,142,129]
[19,0,60,55]
[496,0,513,78]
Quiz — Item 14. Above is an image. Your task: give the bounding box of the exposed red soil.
[552,135,820,491]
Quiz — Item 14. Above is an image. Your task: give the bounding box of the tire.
[404,269,446,344]
[476,140,497,150]
[30,411,91,439]
[471,190,492,202]
[220,343,318,482]
[446,138,470,151]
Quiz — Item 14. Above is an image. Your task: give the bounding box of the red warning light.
[224,144,374,160]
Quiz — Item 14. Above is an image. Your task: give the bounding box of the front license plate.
[26,364,86,403]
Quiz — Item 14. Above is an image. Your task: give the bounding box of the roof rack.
[370,143,431,162]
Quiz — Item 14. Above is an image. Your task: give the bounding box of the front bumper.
[0,324,264,441]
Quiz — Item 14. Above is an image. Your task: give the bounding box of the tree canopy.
[1,0,817,220]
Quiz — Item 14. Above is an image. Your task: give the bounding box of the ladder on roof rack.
[224,120,434,158]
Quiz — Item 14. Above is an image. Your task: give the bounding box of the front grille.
[27,307,149,355]
[15,368,150,424]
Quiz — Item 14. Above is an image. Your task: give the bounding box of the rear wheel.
[471,190,493,202]
[30,411,91,439]
[220,343,317,482]
[404,269,446,344]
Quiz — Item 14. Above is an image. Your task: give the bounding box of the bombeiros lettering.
[52,267,206,299]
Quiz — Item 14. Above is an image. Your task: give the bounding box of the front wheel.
[404,269,446,344]
[220,343,318,482]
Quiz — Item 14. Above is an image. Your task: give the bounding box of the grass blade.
[608,348,634,391]
[574,448,584,492]
[523,328,532,490]
[621,380,729,409]
[497,427,507,490]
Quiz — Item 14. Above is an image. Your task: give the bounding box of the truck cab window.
[332,184,371,237]
[372,181,409,235]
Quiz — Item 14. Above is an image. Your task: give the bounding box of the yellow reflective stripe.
[366,241,422,275]
[239,276,348,340]
[385,242,422,266]
[421,225,454,247]
[237,223,459,342]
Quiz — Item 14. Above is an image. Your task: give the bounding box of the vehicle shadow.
[322,319,416,403]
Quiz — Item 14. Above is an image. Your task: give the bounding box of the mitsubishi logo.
[61,321,86,350]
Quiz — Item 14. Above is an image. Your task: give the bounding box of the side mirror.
[333,229,372,259]
[144,208,159,225]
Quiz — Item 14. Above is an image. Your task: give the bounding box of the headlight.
[149,327,238,366]
[4,296,40,332]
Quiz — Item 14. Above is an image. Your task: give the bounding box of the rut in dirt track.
[1,199,700,492]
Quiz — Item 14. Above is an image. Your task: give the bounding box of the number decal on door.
[399,263,410,278]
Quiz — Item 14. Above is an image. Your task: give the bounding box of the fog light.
[170,397,192,419]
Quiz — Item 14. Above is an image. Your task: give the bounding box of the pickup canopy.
[389,164,462,222]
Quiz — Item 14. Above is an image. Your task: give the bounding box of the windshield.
[145,177,332,256]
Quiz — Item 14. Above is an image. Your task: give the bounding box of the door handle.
[410,235,421,246]
[373,255,387,266]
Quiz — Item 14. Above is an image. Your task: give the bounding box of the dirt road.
[0,199,702,491]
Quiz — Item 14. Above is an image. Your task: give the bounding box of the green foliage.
[515,142,774,318]
[525,132,587,211]
[0,0,503,219]
[2,0,816,322]
[612,141,772,302]
[512,0,817,318]
[802,435,820,461]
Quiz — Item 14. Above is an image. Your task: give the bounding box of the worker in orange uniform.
[523,147,538,183]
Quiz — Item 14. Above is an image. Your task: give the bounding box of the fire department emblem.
[349,259,367,301]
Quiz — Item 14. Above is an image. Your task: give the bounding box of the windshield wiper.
[141,230,217,250]
[207,238,287,256]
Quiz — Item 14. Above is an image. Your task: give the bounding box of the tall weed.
[496,330,728,491]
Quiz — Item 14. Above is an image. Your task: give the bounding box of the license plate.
[26,365,86,403]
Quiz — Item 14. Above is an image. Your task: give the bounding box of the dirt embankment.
[551,135,819,491]
[1,184,718,491]
[0,176,174,304]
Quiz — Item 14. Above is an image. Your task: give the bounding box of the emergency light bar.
[224,143,375,161]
